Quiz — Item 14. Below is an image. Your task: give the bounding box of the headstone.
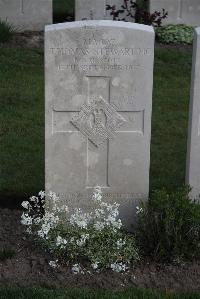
[149,0,200,26]
[45,20,155,230]
[0,0,52,31]
[75,0,132,21]
[186,27,200,200]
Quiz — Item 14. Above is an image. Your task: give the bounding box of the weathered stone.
[0,0,52,31]
[149,0,200,26]
[45,21,155,229]
[75,0,132,21]
[186,27,200,200]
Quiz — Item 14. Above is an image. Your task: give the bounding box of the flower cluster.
[21,187,139,273]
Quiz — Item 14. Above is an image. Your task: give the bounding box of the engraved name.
[49,47,151,56]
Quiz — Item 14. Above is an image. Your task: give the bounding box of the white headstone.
[149,0,200,26]
[186,27,200,200]
[75,0,131,21]
[0,0,52,31]
[45,20,155,229]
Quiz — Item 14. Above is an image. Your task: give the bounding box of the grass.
[0,288,199,299]
[0,49,44,203]
[0,47,192,205]
[150,47,192,191]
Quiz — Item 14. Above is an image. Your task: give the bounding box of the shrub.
[156,24,194,44]
[0,19,15,43]
[106,0,168,26]
[21,188,139,273]
[136,187,200,261]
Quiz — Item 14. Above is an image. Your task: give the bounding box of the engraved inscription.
[58,64,140,72]
[50,47,151,56]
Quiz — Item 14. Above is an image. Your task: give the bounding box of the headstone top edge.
[45,20,155,34]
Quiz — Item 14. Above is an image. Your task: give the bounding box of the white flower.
[21,201,30,210]
[91,261,99,270]
[21,212,32,226]
[110,262,128,273]
[72,263,83,274]
[38,191,45,199]
[49,260,59,268]
[70,209,91,229]
[76,234,89,246]
[136,206,143,214]
[56,235,68,248]
[116,239,126,249]
[29,196,38,203]
[92,186,102,202]
[33,217,41,225]
[94,221,105,231]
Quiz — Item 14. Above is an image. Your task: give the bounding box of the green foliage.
[0,19,15,43]
[137,187,200,261]
[0,248,15,261]
[47,224,139,271]
[156,24,194,44]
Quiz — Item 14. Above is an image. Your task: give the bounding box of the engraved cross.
[53,76,144,189]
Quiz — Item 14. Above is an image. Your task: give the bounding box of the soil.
[0,208,199,292]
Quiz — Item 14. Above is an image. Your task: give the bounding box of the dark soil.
[0,208,199,292]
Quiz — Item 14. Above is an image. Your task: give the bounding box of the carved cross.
[53,76,144,189]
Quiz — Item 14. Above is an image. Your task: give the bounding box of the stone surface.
[186,27,200,200]
[75,0,130,21]
[149,0,200,26]
[45,20,154,229]
[0,0,52,31]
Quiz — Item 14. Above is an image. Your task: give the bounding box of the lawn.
[0,46,192,205]
[0,288,199,299]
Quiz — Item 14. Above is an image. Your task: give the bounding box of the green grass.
[0,49,44,201]
[150,47,192,191]
[0,47,192,204]
[0,288,199,299]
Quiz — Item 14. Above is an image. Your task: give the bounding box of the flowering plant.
[21,187,139,273]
